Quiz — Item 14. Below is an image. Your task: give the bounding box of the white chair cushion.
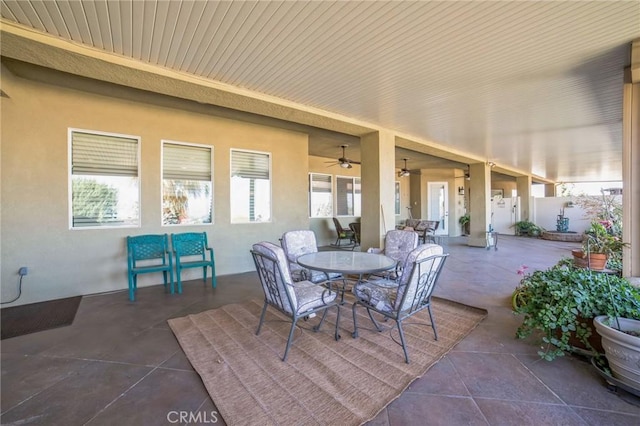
[396,244,444,312]
[293,280,338,315]
[352,278,398,314]
[252,241,296,314]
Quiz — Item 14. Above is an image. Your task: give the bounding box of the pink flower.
[517,265,529,275]
[599,220,612,229]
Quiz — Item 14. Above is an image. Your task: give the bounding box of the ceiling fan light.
[401,170,410,177]
[340,162,350,168]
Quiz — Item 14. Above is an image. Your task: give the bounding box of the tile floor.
[1,236,639,425]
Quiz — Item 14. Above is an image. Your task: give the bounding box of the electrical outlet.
[18,267,28,276]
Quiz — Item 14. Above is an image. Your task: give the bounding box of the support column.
[468,162,491,247]
[516,176,532,220]
[622,63,640,283]
[544,184,556,197]
[360,131,396,251]
[409,173,423,219]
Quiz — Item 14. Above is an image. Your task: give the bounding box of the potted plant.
[592,275,640,393]
[571,221,626,271]
[593,315,640,392]
[571,191,625,272]
[513,260,640,361]
[512,220,543,237]
[459,213,470,235]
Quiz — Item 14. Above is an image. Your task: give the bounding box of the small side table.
[486,232,498,251]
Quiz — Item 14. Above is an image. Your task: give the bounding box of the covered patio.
[2,236,639,425]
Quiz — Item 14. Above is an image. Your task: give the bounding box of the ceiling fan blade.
[332,145,361,166]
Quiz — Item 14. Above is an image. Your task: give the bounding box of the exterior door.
[427,182,448,235]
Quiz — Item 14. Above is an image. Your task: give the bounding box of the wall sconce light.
[458,186,465,195]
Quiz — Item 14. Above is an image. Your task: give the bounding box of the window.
[309,173,333,217]
[70,129,140,228]
[336,176,361,216]
[395,181,401,215]
[162,141,213,225]
[230,149,271,223]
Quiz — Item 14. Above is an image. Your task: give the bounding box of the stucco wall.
[307,155,411,249]
[532,196,599,234]
[308,155,360,247]
[1,65,309,306]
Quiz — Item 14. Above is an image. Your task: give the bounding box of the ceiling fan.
[454,165,471,180]
[398,158,412,177]
[325,145,360,169]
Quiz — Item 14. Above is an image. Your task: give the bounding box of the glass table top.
[297,251,396,275]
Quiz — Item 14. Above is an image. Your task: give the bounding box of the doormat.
[1,296,82,340]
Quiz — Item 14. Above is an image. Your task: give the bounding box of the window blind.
[231,150,269,179]
[72,131,138,176]
[310,173,332,193]
[163,143,211,181]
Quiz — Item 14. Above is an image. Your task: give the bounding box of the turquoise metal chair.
[171,232,217,293]
[126,234,173,301]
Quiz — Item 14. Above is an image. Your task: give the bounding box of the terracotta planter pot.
[571,249,608,270]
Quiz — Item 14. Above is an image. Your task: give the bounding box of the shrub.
[513,261,640,361]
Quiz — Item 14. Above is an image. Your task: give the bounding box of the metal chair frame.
[419,220,440,244]
[367,229,419,280]
[280,230,346,297]
[251,243,341,361]
[171,232,216,294]
[352,251,449,363]
[126,234,173,301]
[332,217,356,246]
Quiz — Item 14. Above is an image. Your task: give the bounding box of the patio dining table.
[297,251,397,302]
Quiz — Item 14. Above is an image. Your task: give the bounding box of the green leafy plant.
[572,191,626,270]
[582,221,627,256]
[512,220,542,237]
[459,213,470,234]
[513,261,640,361]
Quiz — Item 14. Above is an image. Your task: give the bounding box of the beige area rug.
[168,296,487,426]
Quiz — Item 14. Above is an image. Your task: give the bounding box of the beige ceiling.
[1,1,639,183]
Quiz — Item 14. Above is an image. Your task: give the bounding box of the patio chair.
[366,229,419,280]
[171,232,217,294]
[251,241,341,361]
[423,220,440,244]
[402,219,440,244]
[332,217,356,246]
[126,234,173,301]
[352,244,449,363]
[281,230,342,284]
[349,222,361,247]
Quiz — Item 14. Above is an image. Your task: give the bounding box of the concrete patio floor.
[1,235,639,425]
